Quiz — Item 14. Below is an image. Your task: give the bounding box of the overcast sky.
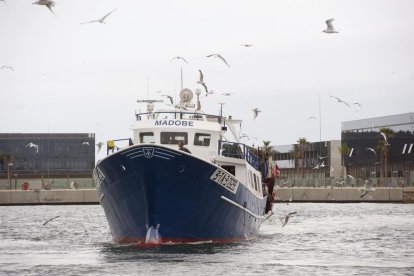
[1,0,413,159]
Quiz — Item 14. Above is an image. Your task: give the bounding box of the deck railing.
[218,141,259,170]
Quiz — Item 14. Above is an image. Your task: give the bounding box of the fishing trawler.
[93,88,271,245]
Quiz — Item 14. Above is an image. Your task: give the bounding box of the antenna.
[218,103,225,124]
[180,67,183,90]
[146,75,150,99]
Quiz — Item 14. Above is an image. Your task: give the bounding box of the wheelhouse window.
[139,132,155,143]
[221,165,235,176]
[194,133,211,146]
[160,132,188,145]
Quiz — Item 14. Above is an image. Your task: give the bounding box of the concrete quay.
[275,187,414,203]
[0,189,99,205]
[0,188,413,205]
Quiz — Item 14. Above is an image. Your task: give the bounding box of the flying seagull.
[26,142,39,153]
[206,54,231,68]
[252,108,261,120]
[96,142,104,153]
[353,102,362,108]
[366,147,377,155]
[170,56,188,63]
[360,179,376,198]
[380,131,390,145]
[1,65,13,71]
[330,95,350,106]
[307,116,316,121]
[162,94,174,105]
[221,92,233,96]
[280,211,297,227]
[241,44,254,47]
[197,69,208,94]
[43,215,60,226]
[81,9,116,24]
[32,0,55,14]
[82,141,89,146]
[323,18,338,34]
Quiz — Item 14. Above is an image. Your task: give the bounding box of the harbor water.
[0,203,413,276]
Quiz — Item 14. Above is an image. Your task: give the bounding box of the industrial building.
[0,133,95,189]
[270,112,414,187]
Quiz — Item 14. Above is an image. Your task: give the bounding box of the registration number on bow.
[210,169,239,194]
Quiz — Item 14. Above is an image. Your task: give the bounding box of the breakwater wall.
[275,188,414,203]
[0,188,413,205]
[0,189,99,205]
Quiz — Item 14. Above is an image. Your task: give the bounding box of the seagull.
[252,108,261,120]
[82,141,89,146]
[330,95,350,106]
[221,92,233,96]
[170,56,188,63]
[1,65,13,71]
[42,215,60,226]
[81,9,116,24]
[206,54,231,68]
[32,0,55,14]
[360,179,376,198]
[280,211,297,227]
[312,163,320,170]
[26,142,39,153]
[241,44,254,47]
[353,102,362,108]
[96,142,104,153]
[162,94,174,105]
[197,69,208,94]
[205,90,214,97]
[366,147,377,155]
[380,131,390,145]
[319,161,326,168]
[317,155,328,160]
[307,116,316,120]
[323,18,338,34]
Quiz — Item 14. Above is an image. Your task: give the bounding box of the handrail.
[218,140,259,170]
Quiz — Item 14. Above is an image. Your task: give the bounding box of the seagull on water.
[32,0,55,14]
[1,65,13,71]
[206,54,230,68]
[26,142,39,153]
[280,211,297,227]
[81,9,116,24]
[162,94,174,105]
[252,108,261,120]
[170,56,188,63]
[323,18,338,34]
[197,69,208,94]
[330,95,350,106]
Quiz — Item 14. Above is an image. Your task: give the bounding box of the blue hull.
[94,145,267,244]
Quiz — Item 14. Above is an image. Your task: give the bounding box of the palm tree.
[262,140,272,158]
[296,137,309,178]
[378,128,395,178]
[338,142,350,178]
